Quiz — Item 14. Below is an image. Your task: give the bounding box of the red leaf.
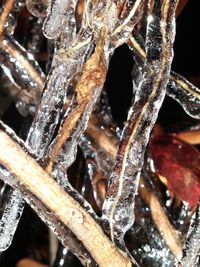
[149,126,200,207]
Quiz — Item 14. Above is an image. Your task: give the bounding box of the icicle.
[55,0,78,49]
[0,37,44,116]
[27,32,93,157]
[43,0,71,39]
[0,174,24,251]
[0,124,27,252]
[103,0,177,245]
[27,0,93,157]
[80,134,112,208]
[80,94,118,207]
[26,0,50,17]
[45,35,108,176]
[180,201,200,267]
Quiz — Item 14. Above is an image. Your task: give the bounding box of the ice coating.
[44,0,143,182]
[0,180,24,251]
[43,0,71,39]
[26,0,50,17]
[129,195,176,267]
[180,202,200,267]
[27,0,92,156]
[103,0,177,244]
[168,72,200,119]
[0,0,25,36]
[0,0,44,116]
[0,165,95,266]
[129,32,200,120]
[0,37,44,116]
[27,30,94,157]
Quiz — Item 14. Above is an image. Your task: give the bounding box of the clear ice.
[26,0,50,17]
[180,202,200,267]
[103,0,177,244]
[0,179,24,251]
[43,0,71,39]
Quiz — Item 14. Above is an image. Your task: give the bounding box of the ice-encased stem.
[0,127,133,267]
[42,0,71,39]
[0,167,96,266]
[0,120,97,265]
[180,202,200,267]
[103,0,177,244]
[27,29,93,157]
[26,0,50,18]
[168,71,200,119]
[0,185,24,251]
[87,116,182,259]
[45,35,108,174]
[128,32,200,120]
[0,36,44,116]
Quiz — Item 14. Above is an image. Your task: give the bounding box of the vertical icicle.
[103,0,178,245]
[0,184,24,251]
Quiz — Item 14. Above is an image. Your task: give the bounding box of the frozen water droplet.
[26,0,50,17]
[0,183,24,251]
[43,0,70,39]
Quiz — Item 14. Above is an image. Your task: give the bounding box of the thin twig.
[0,127,133,267]
[0,36,44,88]
[0,121,97,265]
[0,0,15,36]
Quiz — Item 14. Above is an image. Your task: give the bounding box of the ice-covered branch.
[0,0,15,36]
[0,126,133,267]
[87,116,182,259]
[103,0,178,244]
[179,201,200,267]
[128,33,200,119]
